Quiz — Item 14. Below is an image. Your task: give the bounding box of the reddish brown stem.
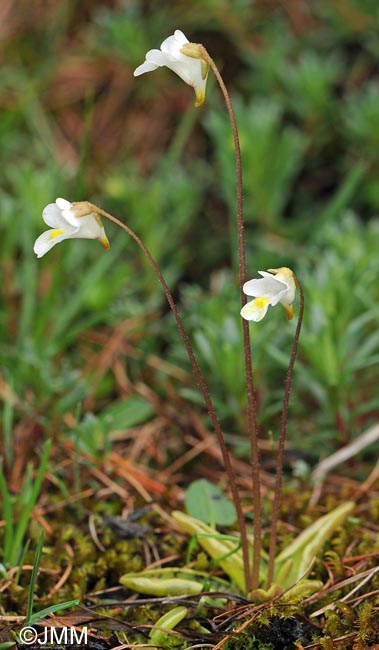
[199,46,261,592]
[92,204,251,594]
[266,276,304,588]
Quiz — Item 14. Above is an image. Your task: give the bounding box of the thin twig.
[311,423,379,504]
[266,276,304,588]
[310,566,379,617]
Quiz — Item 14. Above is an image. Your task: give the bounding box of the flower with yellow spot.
[240,267,296,322]
[133,29,209,107]
[33,198,110,258]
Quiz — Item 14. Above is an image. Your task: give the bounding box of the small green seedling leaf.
[120,571,203,596]
[120,566,230,597]
[149,606,188,648]
[185,479,237,526]
[274,501,355,588]
[172,510,245,591]
[100,396,154,435]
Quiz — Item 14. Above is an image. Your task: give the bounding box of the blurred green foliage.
[185,478,237,526]
[206,99,307,229]
[0,0,379,464]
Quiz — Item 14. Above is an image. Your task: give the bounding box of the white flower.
[34,198,110,258]
[133,29,209,107]
[240,267,296,322]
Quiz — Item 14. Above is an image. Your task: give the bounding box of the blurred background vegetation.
[1,0,379,473]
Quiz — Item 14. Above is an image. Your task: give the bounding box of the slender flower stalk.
[196,45,261,592]
[266,275,304,588]
[88,203,252,594]
[134,33,261,590]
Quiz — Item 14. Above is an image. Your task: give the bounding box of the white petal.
[280,289,295,309]
[165,59,194,85]
[258,271,288,287]
[134,59,159,76]
[240,298,270,322]
[145,49,172,68]
[42,203,65,228]
[42,198,79,228]
[174,30,189,46]
[33,229,71,258]
[61,208,80,227]
[162,53,205,90]
[189,64,207,96]
[271,289,289,306]
[276,274,296,306]
[243,276,287,305]
[56,197,72,210]
[57,199,80,227]
[71,213,106,241]
[161,33,184,57]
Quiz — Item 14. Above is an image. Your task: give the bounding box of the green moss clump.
[222,616,316,650]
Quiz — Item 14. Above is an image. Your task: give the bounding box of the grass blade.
[10,439,51,566]
[25,531,45,624]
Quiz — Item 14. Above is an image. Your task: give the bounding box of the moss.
[222,616,316,650]
[369,497,379,523]
[224,636,275,650]
[324,610,350,637]
[319,638,335,650]
[355,601,378,644]
[2,477,379,648]
[323,550,346,578]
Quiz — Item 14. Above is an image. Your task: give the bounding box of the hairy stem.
[199,46,261,592]
[92,204,251,594]
[266,277,304,588]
